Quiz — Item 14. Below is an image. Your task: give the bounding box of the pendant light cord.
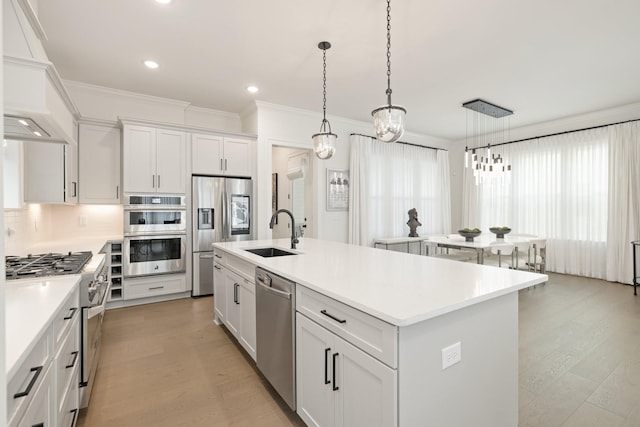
[385,0,392,103]
[322,47,328,124]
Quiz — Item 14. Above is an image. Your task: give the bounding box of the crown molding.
[118,116,256,139]
[63,80,191,108]
[185,104,239,119]
[15,0,47,41]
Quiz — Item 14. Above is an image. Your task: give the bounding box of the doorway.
[271,146,313,239]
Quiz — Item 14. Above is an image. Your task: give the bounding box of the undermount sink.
[244,247,297,258]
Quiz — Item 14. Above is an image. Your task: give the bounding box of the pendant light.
[312,41,337,160]
[371,0,406,143]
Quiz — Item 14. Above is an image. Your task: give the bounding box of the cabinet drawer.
[7,327,53,425]
[58,365,80,427]
[296,286,398,368]
[213,250,255,281]
[124,274,187,300]
[55,318,80,414]
[10,363,54,427]
[53,286,80,347]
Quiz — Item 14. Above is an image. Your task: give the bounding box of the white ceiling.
[37,0,640,140]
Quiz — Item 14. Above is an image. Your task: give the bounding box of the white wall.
[254,101,450,243]
[4,204,52,255]
[448,101,640,231]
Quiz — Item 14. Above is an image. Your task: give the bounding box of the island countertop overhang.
[213,238,548,326]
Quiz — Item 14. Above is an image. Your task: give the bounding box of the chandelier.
[312,41,337,160]
[463,99,513,185]
[371,0,406,143]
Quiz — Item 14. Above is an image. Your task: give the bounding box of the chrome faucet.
[269,209,299,249]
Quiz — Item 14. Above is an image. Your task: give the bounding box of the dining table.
[424,234,540,265]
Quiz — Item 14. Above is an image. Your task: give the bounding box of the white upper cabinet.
[23,140,77,204]
[191,133,253,177]
[123,124,186,194]
[79,123,121,204]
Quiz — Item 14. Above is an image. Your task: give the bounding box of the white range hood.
[3,0,78,144]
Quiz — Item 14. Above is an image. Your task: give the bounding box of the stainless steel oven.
[124,209,186,234]
[123,234,186,278]
[124,194,186,235]
[80,261,110,408]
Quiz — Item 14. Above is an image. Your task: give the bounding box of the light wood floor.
[78,273,640,426]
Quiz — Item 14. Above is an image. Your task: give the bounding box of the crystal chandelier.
[371,0,406,143]
[463,99,513,185]
[312,41,337,160]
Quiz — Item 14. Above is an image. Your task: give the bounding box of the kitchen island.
[213,238,547,427]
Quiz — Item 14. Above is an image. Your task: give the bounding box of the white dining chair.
[527,238,547,273]
[483,242,515,268]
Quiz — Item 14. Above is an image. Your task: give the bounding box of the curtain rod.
[350,133,447,151]
[467,117,640,150]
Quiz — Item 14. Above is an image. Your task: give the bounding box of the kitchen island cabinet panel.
[296,313,396,427]
[213,262,226,324]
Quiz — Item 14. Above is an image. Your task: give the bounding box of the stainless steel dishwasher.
[255,267,296,410]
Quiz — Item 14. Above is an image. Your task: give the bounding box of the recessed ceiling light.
[246,86,259,93]
[155,0,172,4]
[18,119,29,126]
[144,60,159,69]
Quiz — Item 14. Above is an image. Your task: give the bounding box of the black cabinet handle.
[324,348,331,385]
[66,350,79,369]
[14,366,43,398]
[332,352,339,391]
[32,423,44,427]
[70,408,78,427]
[321,309,346,324]
[64,307,78,320]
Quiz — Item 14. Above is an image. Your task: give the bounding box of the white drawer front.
[225,253,255,280]
[58,364,80,427]
[53,286,80,347]
[124,274,187,300]
[10,364,54,427]
[296,286,398,368]
[55,318,80,414]
[7,327,53,425]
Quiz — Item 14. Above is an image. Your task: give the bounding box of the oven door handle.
[88,281,111,319]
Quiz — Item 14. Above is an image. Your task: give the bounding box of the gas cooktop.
[5,251,93,280]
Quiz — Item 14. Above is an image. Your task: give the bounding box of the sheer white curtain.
[606,121,640,283]
[349,134,451,247]
[464,128,609,278]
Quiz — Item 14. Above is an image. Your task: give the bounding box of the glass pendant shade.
[372,105,406,143]
[312,130,337,160]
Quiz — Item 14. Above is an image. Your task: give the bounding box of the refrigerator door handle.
[221,189,228,240]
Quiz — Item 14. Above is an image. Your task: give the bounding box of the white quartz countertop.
[5,275,81,380]
[214,238,548,326]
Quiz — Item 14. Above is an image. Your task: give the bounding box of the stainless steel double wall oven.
[123,195,187,278]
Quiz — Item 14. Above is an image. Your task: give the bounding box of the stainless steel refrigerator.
[192,175,254,296]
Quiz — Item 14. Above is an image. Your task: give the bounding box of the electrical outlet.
[442,342,462,370]
[79,215,88,226]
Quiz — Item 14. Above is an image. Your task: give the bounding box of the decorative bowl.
[489,226,512,239]
[458,229,482,242]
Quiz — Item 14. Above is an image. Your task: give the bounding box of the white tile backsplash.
[4,204,122,255]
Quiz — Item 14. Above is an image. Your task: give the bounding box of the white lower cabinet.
[213,262,226,323]
[215,264,256,361]
[296,314,397,427]
[12,364,54,427]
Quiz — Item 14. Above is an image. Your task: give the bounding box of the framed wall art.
[326,168,349,211]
